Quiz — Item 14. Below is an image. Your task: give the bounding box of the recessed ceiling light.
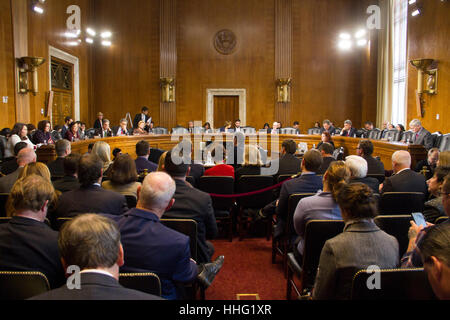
[339,33,351,40]
[33,5,44,14]
[411,9,420,16]
[101,31,112,39]
[67,41,79,46]
[357,39,368,47]
[101,40,112,46]
[64,31,78,38]
[86,38,94,44]
[355,29,366,39]
[338,40,352,50]
[408,0,416,4]
[86,28,96,37]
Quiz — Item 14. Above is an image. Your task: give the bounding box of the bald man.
[380,150,427,194]
[105,171,224,300]
[0,148,36,193]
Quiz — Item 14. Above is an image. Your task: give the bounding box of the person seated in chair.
[0,148,36,194]
[415,148,439,180]
[234,144,264,182]
[107,172,224,300]
[116,119,131,136]
[409,119,434,151]
[340,120,356,137]
[356,139,385,176]
[316,142,335,175]
[270,140,301,178]
[293,121,300,134]
[133,121,148,136]
[312,183,399,300]
[319,119,335,135]
[103,154,141,199]
[380,150,427,194]
[47,139,71,179]
[31,214,162,300]
[0,142,28,176]
[423,167,450,223]
[95,119,114,138]
[317,131,334,149]
[345,155,379,193]
[204,143,235,178]
[135,140,158,175]
[53,153,82,193]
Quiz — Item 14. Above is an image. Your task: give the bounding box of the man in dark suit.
[60,116,73,140]
[317,142,336,175]
[109,171,224,300]
[319,119,336,135]
[0,175,65,289]
[356,139,385,175]
[163,150,218,263]
[135,140,158,175]
[93,112,104,130]
[274,149,324,238]
[133,106,151,129]
[0,142,27,176]
[31,214,162,300]
[0,148,36,193]
[52,153,81,193]
[47,139,71,178]
[414,148,439,180]
[345,155,380,193]
[55,153,128,218]
[293,121,301,134]
[340,119,356,137]
[115,119,132,136]
[381,150,428,194]
[95,119,114,138]
[270,140,301,177]
[410,119,434,151]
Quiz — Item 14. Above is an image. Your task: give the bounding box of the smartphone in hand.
[411,212,427,228]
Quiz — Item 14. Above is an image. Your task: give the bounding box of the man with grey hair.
[380,150,427,194]
[415,147,440,180]
[345,155,379,192]
[320,119,336,135]
[0,147,36,193]
[95,119,113,138]
[409,119,433,150]
[116,118,131,136]
[340,120,356,137]
[108,172,224,300]
[31,214,161,300]
[47,139,71,178]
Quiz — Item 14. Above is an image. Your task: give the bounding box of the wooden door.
[214,96,239,129]
[50,57,74,126]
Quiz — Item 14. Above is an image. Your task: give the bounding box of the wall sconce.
[276,78,291,103]
[410,58,438,117]
[17,57,46,96]
[160,77,175,103]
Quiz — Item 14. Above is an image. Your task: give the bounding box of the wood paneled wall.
[0,0,16,129]
[407,0,450,133]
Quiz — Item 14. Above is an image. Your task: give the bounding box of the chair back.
[0,271,50,300]
[85,128,96,139]
[198,176,234,211]
[277,174,293,184]
[439,133,450,151]
[367,174,385,184]
[286,193,316,237]
[242,127,256,134]
[149,148,165,164]
[401,131,414,143]
[374,215,411,257]
[54,217,73,231]
[172,127,189,134]
[280,128,296,135]
[193,127,205,134]
[379,192,425,215]
[435,216,449,224]
[351,268,436,300]
[160,219,198,261]
[153,127,168,135]
[368,129,382,140]
[0,136,7,161]
[307,128,321,135]
[301,220,345,289]
[125,195,137,209]
[384,130,401,142]
[0,217,11,224]
[119,272,161,296]
[236,175,274,209]
[0,193,8,217]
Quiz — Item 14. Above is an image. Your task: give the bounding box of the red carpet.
[205,237,286,300]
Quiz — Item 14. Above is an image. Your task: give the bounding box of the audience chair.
[374,215,411,257]
[119,272,161,296]
[286,220,344,300]
[0,217,11,224]
[149,148,165,164]
[153,127,168,135]
[351,268,436,300]
[435,216,449,224]
[125,195,137,209]
[236,175,274,241]
[273,193,315,277]
[367,174,385,184]
[53,217,73,231]
[379,192,425,215]
[0,271,50,300]
[0,193,8,217]
[198,176,235,242]
[50,175,64,182]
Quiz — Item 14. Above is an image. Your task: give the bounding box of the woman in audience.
[203,122,212,133]
[4,123,35,158]
[317,131,334,149]
[102,154,141,198]
[235,144,263,181]
[423,166,450,223]
[64,122,80,142]
[92,141,113,177]
[293,161,351,264]
[437,151,450,169]
[33,120,54,145]
[314,122,321,129]
[204,143,235,178]
[312,183,399,300]
[157,151,168,172]
[220,121,232,133]
[133,121,148,136]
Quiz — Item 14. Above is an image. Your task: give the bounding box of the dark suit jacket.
[413,128,434,150]
[275,153,302,176]
[133,113,151,129]
[47,157,65,178]
[95,128,114,138]
[363,155,385,176]
[107,209,198,300]
[320,126,336,135]
[0,158,18,176]
[189,163,205,186]
[55,185,128,218]
[52,175,80,193]
[163,179,218,263]
[350,177,380,193]
[381,169,428,194]
[340,128,356,137]
[0,167,23,193]
[414,159,434,180]
[115,127,132,136]
[0,216,65,289]
[276,173,323,221]
[313,220,399,300]
[317,156,336,175]
[93,119,103,130]
[30,272,162,300]
[135,157,158,175]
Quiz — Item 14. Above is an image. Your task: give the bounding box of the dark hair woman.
[102,154,141,199]
[64,122,80,142]
[33,120,54,145]
[317,131,335,149]
[4,123,35,158]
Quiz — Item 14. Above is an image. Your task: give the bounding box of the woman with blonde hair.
[133,121,148,136]
[437,151,450,169]
[92,141,113,176]
[293,161,351,264]
[157,151,168,172]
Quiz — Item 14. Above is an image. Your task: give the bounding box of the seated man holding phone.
[401,174,450,268]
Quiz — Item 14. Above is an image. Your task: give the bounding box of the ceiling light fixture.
[411,9,420,16]
[357,39,368,47]
[86,28,97,37]
[101,40,112,46]
[355,29,366,39]
[101,31,112,39]
[86,38,94,44]
[338,40,352,51]
[408,0,416,4]
[339,33,351,40]
[33,5,44,14]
